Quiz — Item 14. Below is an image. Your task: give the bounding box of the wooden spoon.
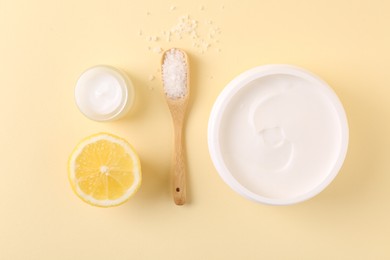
[161,48,190,205]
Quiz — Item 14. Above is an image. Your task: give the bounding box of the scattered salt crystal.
[140,9,222,57]
[152,47,163,54]
[148,75,155,81]
[149,36,158,41]
[166,31,171,41]
[162,49,188,99]
[179,15,189,22]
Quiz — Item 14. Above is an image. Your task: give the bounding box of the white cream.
[208,65,349,205]
[75,66,134,121]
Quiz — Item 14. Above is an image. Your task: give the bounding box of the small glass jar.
[75,65,134,121]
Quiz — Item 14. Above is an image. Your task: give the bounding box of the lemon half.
[68,133,141,207]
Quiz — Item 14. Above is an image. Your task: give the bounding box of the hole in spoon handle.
[173,176,186,205]
[173,129,186,205]
[174,184,186,205]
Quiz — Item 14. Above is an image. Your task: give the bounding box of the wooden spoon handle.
[173,124,186,205]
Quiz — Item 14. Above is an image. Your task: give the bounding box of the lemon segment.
[68,133,141,207]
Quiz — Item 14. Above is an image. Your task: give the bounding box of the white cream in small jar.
[75,65,134,121]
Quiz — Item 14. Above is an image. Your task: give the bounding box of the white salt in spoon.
[161,48,190,205]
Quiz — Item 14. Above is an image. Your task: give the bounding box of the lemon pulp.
[68,133,141,207]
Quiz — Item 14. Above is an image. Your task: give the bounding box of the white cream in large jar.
[208,65,349,205]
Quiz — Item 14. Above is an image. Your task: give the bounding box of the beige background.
[1,0,389,259]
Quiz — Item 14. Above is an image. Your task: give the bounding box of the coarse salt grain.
[149,36,158,41]
[152,47,163,53]
[162,49,188,99]
[142,13,220,55]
